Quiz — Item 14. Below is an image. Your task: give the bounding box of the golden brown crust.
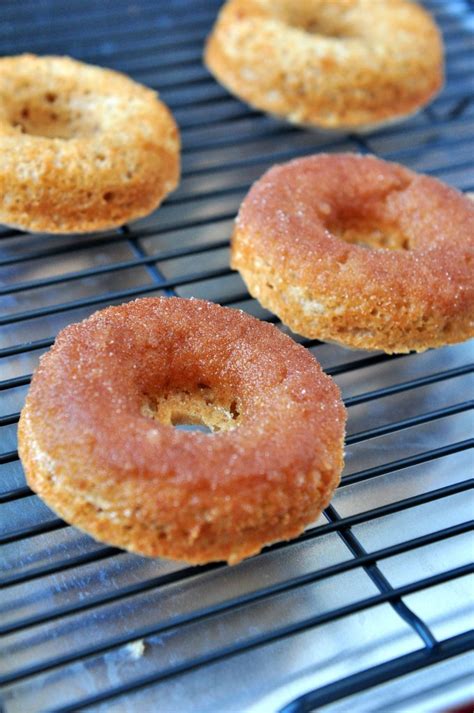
[205,0,444,130]
[18,297,346,565]
[231,154,474,354]
[0,54,180,233]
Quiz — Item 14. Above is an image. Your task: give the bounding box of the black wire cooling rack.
[0,1,473,711]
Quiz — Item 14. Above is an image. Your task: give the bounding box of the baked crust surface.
[18,297,346,564]
[0,54,180,233]
[205,0,444,130]
[231,153,474,353]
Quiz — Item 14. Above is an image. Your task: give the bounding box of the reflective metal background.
[0,1,473,711]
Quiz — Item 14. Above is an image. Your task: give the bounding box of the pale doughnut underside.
[205,0,444,130]
[0,54,180,233]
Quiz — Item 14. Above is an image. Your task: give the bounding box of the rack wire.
[0,1,473,711]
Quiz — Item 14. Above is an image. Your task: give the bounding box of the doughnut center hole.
[142,386,240,434]
[9,94,99,139]
[296,19,353,37]
[275,3,356,38]
[329,217,411,251]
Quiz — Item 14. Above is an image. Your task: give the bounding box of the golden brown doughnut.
[18,297,346,565]
[231,154,474,354]
[205,0,444,131]
[0,54,180,233]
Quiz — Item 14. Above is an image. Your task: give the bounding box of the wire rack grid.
[0,1,473,712]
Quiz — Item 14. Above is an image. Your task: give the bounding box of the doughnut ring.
[18,297,346,565]
[0,54,180,233]
[205,0,444,131]
[231,153,474,354]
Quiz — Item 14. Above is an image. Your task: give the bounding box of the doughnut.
[0,54,180,233]
[231,154,474,354]
[205,0,444,131]
[18,297,346,565]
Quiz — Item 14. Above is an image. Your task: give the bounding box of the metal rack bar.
[324,505,438,648]
[41,565,472,712]
[279,630,474,713]
[0,515,469,590]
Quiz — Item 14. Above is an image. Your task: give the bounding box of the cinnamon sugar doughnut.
[18,297,346,565]
[231,154,474,354]
[0,54,180,233]
[205,0,444,130]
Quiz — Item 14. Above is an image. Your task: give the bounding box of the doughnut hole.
[7,91,101,139]
[270,0,359,38]
[324,192,412,251]
[141,386,241,434]
[328,216,411,251]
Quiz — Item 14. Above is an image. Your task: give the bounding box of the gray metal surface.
[0,0,473,711]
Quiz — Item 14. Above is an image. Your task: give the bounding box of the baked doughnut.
[0,54,180,233]
[18,297,346,565]
[205,0,444,131]
[231,154,474,354]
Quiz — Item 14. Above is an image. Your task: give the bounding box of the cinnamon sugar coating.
[231,154,474,353]
[205,0,444,130]
[18,297,346,565]
[0,55,180,233]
